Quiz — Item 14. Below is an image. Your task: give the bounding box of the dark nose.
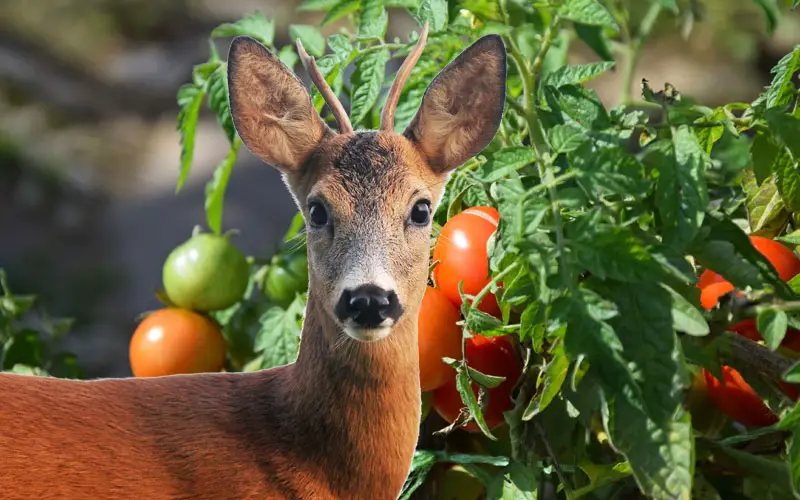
[335,284,403,328]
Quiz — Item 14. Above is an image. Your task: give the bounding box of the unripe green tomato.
[162,233,250,312]
[263,252,309,308]
[438,465,484,500]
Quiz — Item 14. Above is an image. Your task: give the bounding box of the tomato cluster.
[696,235,800,427]
[129,232,252,378]
[418,206,522,433]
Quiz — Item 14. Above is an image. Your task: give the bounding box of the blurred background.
[1,0,799,379]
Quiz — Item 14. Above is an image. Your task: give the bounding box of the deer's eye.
[308,202,329,228]
[409,200,431,226]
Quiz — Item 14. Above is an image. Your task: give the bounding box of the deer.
[0,21,507,500]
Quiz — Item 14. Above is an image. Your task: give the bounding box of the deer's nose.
[335,284,403,328]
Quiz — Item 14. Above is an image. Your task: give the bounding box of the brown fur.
[0,31,506,499]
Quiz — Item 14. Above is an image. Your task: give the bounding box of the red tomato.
[702,366,778,427]
[433,207,502,318]
[418,286,464,392]
[129,308,227,377]
[432,334,521,432]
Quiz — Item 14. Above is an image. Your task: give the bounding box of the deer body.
[0,23,506,499]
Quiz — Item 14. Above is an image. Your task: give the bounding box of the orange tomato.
[432,334,521,432]
[703,366,778,427]
[433,207,502,318]
[129,308,227,377]
[418,286,464,392]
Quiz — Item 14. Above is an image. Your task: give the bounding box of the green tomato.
[263,252,309,308]
[163,233,250,312]
[437,465,484,500]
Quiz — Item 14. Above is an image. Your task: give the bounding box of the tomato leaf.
[323,0,361,25]
[414,0,448,32]
[664,284,709,336]
[254,296,305,369]
[297,0,342,10]
[544,61,616,89]
[547,122,587,154]
[523,342,570,420]
[2,329,43,370]
[211,11,275,46]
[175,84,204,193]
[467,366,506,389]
[207,66,236,144]
[485,461,538,499]
[455,368,497,440]
[204,141,241,235]
[476,147,536,182]
[773,147,800,212]
[558,0,618,31]
[569,142,649,198]
[752,0,781,35]
[288,25,326,58]
[757,308,788,351]
[765,46,800,109]
[359,0,388,38]
[350,48,389,126]
[651,127,709,251]
[742,169,790,237]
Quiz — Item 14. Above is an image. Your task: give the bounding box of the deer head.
[227,24,506,343]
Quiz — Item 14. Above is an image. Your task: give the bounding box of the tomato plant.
[419,286,464,392]
[162,232,250,312]
[261,248,309,309]
[432,334,521,433]
[128,308,227,378]
[433,207,502,318]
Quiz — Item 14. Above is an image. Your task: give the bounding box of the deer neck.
[286,285,422,494]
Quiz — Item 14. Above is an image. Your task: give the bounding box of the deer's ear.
[403,35,507,173]
[228,36,328,173]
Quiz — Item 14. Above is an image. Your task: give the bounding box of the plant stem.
[618,2,662,105]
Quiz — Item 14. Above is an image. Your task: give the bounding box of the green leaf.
[289,25,326,58]
[327,34,354,57]
[211,11,275,46]
[298,0,342,10]
[254,296,305,369]
[788,429,800,496]
[464,308,508,337]
[765,46,800,109]
[2,329,43,370]
[573,23,615,62]
[651,0,679,12]
[742,169,790,236]
[751,130,780,184]
[774,147,800,212]
[323,0,361,25]
[558,0,618,30]
[652,127,709,251]
[399,450,438,500]
[523,342,570,420]
[455,367,497,439]
[665,284,709,336]
[175,84,204,193]
[485,461,538,499]
[752,0,781,35]
[548,123,588,154]
[9,364,48,376]
[415,0,448,32]
[544,84,611,130]
[278,46,299,70]
[204,141,241,235]
[360,0,388,38]
[569,226,672,283]
[545,61,615,89]
[207,66,236,144]
[467,366,506,389]
[757,308,788,351]
[597,282,693,499]
[350,48,389,126]
[570,142,648,197]
[477,147,536,182]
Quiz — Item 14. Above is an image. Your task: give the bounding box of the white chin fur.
[343,325,393,342]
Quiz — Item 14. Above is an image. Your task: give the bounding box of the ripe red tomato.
[702,366,778,427]
[419,286,464,392]
[433,206,502,318]
[697,235,800,350]
[129,308,227,377]
[432,334,521,432]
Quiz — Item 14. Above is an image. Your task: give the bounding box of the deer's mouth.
[342,323,394,342]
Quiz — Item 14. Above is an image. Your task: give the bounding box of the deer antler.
[296,39,354,135]
[381,21,430,132]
